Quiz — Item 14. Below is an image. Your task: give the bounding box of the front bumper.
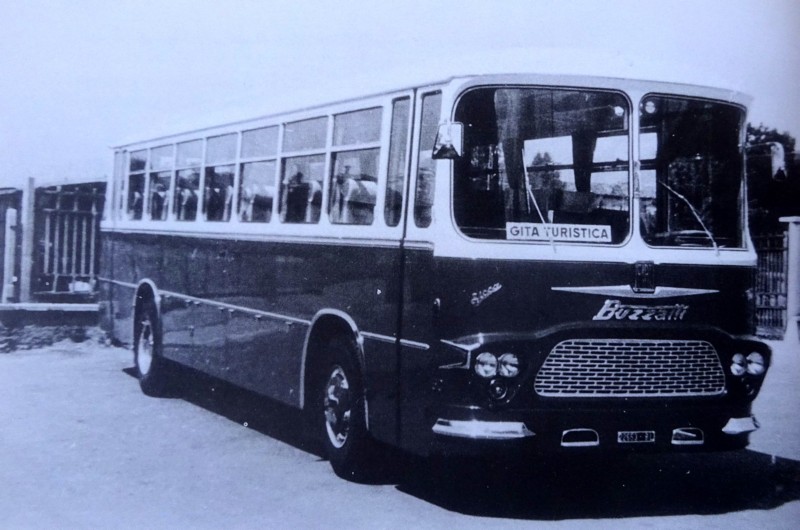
[428,400,759,455]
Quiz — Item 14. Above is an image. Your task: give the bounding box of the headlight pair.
[474,352,520,378]
[730,352,765,377]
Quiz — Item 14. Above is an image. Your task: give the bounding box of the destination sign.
[506,223,612,243]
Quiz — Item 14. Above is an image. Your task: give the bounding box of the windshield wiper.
[658,181,720,255]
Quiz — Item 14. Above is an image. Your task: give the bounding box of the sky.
[1,0,798,187]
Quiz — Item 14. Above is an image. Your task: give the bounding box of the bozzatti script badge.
[593,299,689,321]
[471,282,502,307]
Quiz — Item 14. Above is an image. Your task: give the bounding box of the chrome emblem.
[633,261,656,293]
[471,282,502,307]
[593,299,688,321]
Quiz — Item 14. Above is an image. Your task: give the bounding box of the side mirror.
[432,121,463,160]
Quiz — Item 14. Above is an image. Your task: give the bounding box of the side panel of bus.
[102,231,404,420]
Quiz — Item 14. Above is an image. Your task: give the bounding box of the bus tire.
[317,336,378,482]
[133,297,174,397]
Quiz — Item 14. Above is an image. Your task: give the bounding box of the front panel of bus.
[402,78,770,455]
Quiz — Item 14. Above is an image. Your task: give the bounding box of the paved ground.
[0,338,798,529]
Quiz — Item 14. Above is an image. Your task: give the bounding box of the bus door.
[395,89,443,453]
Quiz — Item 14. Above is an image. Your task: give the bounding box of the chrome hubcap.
[137,318,154,376]
[324,366,351,449]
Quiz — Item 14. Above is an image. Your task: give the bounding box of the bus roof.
[113,48,751,149]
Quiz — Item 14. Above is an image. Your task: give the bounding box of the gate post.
[2,208,17,303]
[19,177,35,303]
[780,216,800,343]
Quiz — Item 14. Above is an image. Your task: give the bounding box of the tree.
[746,124,799,235]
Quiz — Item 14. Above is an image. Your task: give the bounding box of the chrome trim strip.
[162,291,312,325]
[399,338,430,350]
[360,331,396,345]
[402,240,435,252]
[551,285,719,298]
[99,277,311,326]
[432,419,535,440]
[0,303,99,312]
[99,277,430,350]
[361,332,430,350]
[104,227,404,250]
[438,339,478,369]
[440,338,483,352]
[98,277,137,289]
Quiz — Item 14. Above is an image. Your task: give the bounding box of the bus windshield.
[453,87,631,244]
[639,95,745,248]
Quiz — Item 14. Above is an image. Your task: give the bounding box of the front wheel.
[133,296,174,396]
[318,337,379,482]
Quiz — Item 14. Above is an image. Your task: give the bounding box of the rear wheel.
[318,337,379,482]
[133,296,174,396]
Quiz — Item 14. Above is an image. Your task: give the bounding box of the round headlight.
[730,353,746,377]
[746,352,766,376]
[498,353,520,378]
[474,352,497,378]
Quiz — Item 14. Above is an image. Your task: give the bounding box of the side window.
[111,151,125,221]
[127,149,147,220]
[280,117,328,224]
[283,117,327,152]
[280,154,325,224]
[175,140,202,221]
[329,108,382,225]
[329,149,379,225]
[239,126,278,222]
[414,92,441,228]
[204,133,237,222]
[385,97,410,227]
[240,161,276,222]
[148,145,173,221]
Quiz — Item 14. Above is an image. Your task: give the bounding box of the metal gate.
[33,183,105,300]
[753,233,788,338]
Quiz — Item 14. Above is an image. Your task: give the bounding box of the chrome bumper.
[722,416,760,435]
[432,419,535,440]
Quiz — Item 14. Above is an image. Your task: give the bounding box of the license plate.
[617,430,655,443]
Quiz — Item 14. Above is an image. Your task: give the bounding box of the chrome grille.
[534,339,726,397]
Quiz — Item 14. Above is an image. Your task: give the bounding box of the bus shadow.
[122,364,800,519]
[396,450,800,520]
[123,363,323,458]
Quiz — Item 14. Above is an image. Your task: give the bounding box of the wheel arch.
[132,279,162,323]
[300,309,365,410]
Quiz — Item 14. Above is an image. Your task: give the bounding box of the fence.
[33,183,105,300]
[0,180,105,304]
[753,233,788,338]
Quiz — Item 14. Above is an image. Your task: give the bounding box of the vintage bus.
[100,73,772,480]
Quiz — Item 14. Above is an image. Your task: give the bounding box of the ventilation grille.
[534,339,725,397]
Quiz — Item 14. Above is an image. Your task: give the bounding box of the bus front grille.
[534,339,726,397]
